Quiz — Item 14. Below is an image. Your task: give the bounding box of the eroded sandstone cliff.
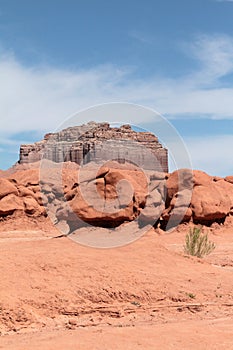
[19,122,168,172]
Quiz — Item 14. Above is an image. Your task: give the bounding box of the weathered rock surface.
[0,178,18,199]
[0,194,24,216]
[163,169,233,227]
[23,196,45,216]
[0,161,78,220]
[69,166,148,227]
[225,176,233,185]
[19,122,168,172]
[0,160,233,231]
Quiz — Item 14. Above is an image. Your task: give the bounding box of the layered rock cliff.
[19,122,168,172]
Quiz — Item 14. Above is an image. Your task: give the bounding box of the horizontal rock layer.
[19,122,168,172]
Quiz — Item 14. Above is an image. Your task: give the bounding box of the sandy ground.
[0,224,233,349]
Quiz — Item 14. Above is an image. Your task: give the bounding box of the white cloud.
[128,30,154,44]
[1,34,233,174]
[187,34,233,82]
[1,33,233,139]
[0,55,132,134]
[184,135,233,176]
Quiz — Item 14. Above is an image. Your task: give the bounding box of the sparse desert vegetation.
[184,226,215,258]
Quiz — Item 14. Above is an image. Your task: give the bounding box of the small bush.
[186,292,196,299]
[184,226,215,258]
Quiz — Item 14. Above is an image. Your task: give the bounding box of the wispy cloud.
[188,34,233,82]
[128,30,154,45]
[1,33,233,137]
[185,134,233,176]
[215,0,233,3]
[0,34,233,142]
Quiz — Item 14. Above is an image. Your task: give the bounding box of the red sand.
[0,225,233,349]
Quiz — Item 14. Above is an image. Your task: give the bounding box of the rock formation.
[1,125,233,231]
[163,169,233,227]
[19,122,168,172]
[1,161,233,232]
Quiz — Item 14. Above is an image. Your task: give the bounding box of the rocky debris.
[23,196,45,216]
[139,171,167,225]
[0,161,78,220]
[19,122,168,172]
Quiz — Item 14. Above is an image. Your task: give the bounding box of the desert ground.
[0,222,233,349]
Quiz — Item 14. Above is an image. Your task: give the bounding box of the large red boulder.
[1,159,233,230]
[165,169,193,200]
[0,194,24,216]
[164,169,233,225]
[69,166,148,227]
[0,178,18,199]
[23,197,46,216]
[191,174,233,223]
[191,183,231,222]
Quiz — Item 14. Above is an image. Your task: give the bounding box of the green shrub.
[184,226,215,258]
[186,292,196,299]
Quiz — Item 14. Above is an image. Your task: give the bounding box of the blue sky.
[0,0,233,175]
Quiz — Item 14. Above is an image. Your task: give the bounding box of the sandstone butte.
[0,122,232,233]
